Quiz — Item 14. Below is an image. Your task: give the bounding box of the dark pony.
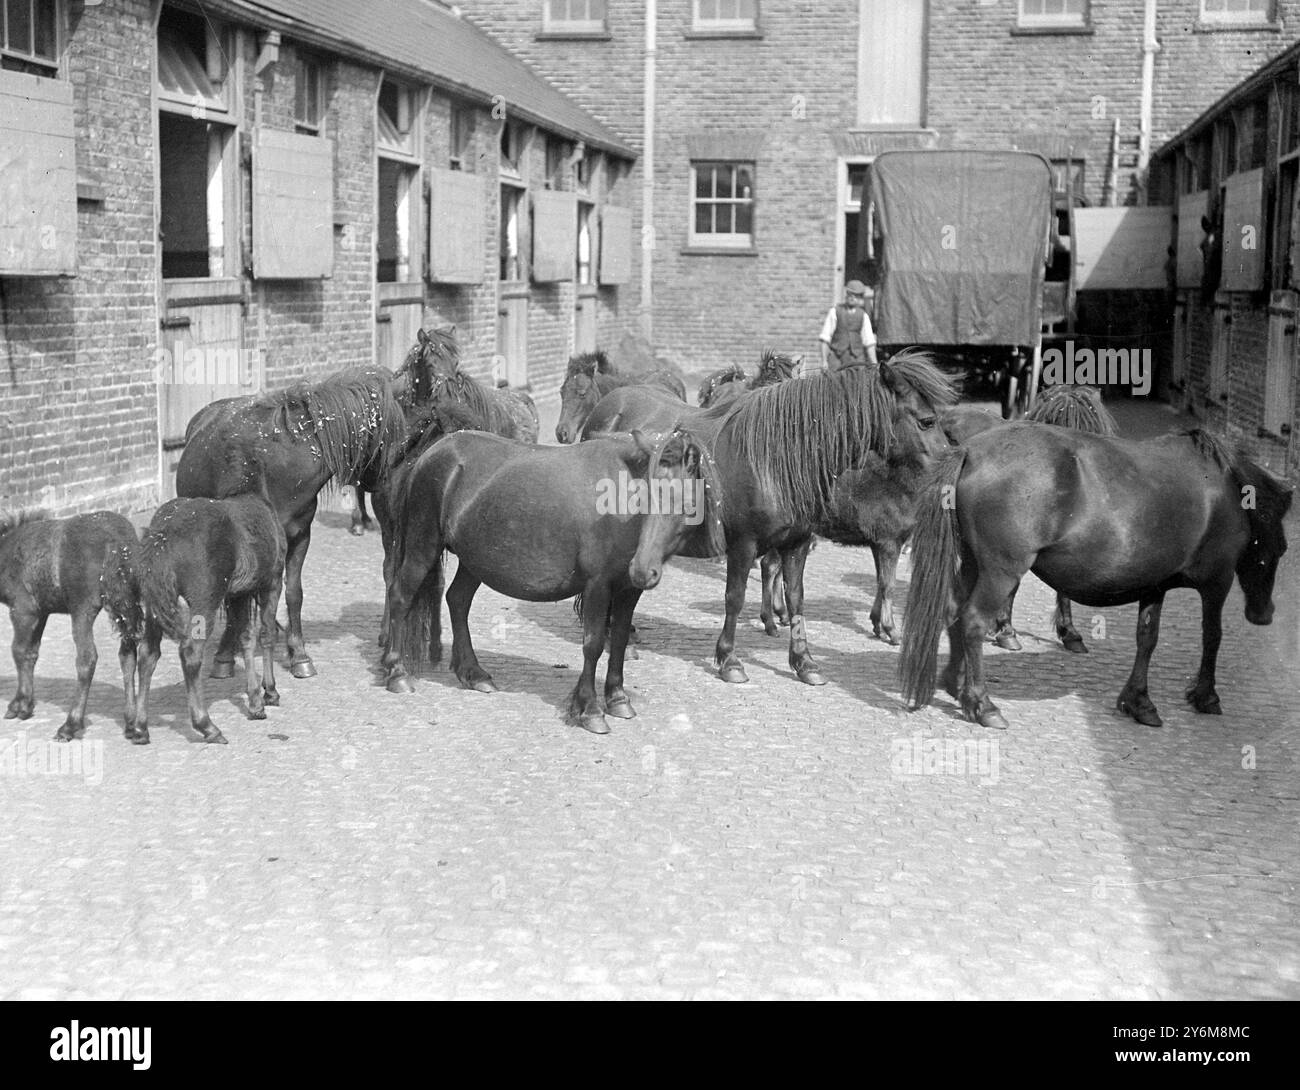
[135,494,286,745]
[555,349,688,443]
[380,427,719,734]
[177,352,426,680]
[899,425,1291,729]
[0,510,141,741]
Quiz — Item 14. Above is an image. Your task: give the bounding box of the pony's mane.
[697,364,747,405]
[647,427,728,557]
[1026,385,1118,436]
[728,364,896,526]
[1184,428,1294,528]
[567,350,611,377]
[260,367,406,485]
[0,509,50,537]
[879,349,960,412]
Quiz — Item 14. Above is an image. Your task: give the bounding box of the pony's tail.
[102,538,143,642]
[137,535,188,642]
[392,550,444,671]
[899,448,967,709]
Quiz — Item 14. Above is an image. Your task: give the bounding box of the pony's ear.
[1201,215,1212,233]
[417,327,429,346]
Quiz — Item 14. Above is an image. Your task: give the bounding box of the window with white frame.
[690,161,754,248]
[294,52,324,135]
[1,0,58,75]
[1201,0,1272,25]
[694,0,757,32]
[544,0,606,33]
[156,5,231,120]
[1018,0,1087,28]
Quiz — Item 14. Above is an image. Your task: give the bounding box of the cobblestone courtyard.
[1,400,1297,1000]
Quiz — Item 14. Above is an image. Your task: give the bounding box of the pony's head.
[752,348,801,388]
[396,326,461,407]
[557,366,604,443]
[627,427,725,588]
[697,364,747,407]
[1233,459,1292,626]
[566,350,610,378]
[877,349,959,465]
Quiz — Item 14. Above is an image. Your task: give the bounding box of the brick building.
[462,0,1300,381]
[1153,39,1300,479]
[1,0,637,512]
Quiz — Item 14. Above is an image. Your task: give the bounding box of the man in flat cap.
[818,279,879,373]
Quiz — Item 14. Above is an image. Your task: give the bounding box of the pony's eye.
[918,416,936,430]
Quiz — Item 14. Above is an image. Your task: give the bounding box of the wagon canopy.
[869,150,1053,347]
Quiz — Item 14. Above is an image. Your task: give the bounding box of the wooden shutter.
[599,204,633,285]
[1222,168,1265,291]
[428,168,484,284]
[1176,191,1208,289]
[531,189,575,282]
[1072,207,1171,290]
[0,71,76,276]
[252,128,334,279]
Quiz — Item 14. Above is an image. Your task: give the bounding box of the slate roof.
[216,0,633,155]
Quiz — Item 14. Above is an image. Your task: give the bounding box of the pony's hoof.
[463,677,498,694]
[797,669,827,687]
[876,629,899,646]
[1061,635,1089,653]
[5,704,33,720]
[204,731,229,745]
[605,699,636,720]
[718,663,749,684]
[247,706,267,721]
[209,660,234,680]
[290,660,317,679]
[578,714,610,735]
[1118,697,1163,728]
[349,525,366,537]
[55,722,84,742]
[1186,690,1222,715]
[993,632,1022,652]
[762,620,780,637]
[977,708,1009,730]
[262,688,280,707]
[125,728,151,746]
[386,675,414,694]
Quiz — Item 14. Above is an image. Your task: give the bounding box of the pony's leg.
[127,619,160,744]
[959,575,1017,730]
[118,632,139,740]
[349,487,371,537]
[715,537,760,684]
[939,617,966,702]
[283,517,317,679]
[603,586,643,720]
[180,630,226,744]
[55,607,100,741]
[1116,591,1167,727]
[260,576,282,708]
[782,540,826,686]
[446,567,494,693]
[230,596,264,720]
[759,550,786,636]
[571,581,611,733]
[991,583,1023,651]
[869,539,902,645]
[1186,580,1232,715]
[5,607,46,720]
[1055,594,1088,653]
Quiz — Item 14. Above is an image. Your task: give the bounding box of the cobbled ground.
[1,398,1296,1000]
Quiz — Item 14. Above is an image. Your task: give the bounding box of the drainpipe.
[641,0,656,343]
[1137,0,1159,204]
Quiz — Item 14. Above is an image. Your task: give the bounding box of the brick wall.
[0,0,159,516]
